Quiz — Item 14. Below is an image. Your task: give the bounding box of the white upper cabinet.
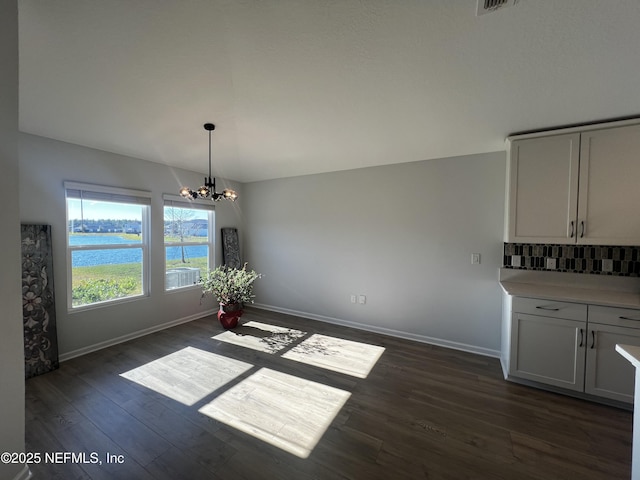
[577,124,640,245]
[507,133,580,244]
[505,120,640,245]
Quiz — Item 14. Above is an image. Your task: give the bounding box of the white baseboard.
[252,303,500,358]
[12,465,32,480]
[59,309,216,362]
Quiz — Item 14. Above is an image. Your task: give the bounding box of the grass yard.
[72,257,209,282]
[166,257,209,272]
[72,263,143,284]
[71,257,209,306]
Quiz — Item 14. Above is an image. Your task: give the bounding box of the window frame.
[65,181,151,312]
[163,194,215,292]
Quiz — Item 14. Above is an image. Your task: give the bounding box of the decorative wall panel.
[21,224,59,378]
[221,227,241,268]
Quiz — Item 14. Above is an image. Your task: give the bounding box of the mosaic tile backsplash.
[504,243,640,277]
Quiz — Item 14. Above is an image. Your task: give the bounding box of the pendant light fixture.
[179,123,238,202]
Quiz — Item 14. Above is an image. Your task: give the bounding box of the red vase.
[217,302,243,329]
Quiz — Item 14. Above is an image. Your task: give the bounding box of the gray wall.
[18,132,505,363]
[244,152,506,355]
[0,1,26,480]
[19,133,243,357]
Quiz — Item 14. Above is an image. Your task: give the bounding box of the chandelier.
[179,123,238,202]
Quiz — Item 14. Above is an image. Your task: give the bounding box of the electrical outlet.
[471,253,481,265]
[350,294,357,304]
[545,258,557,270]
[602,259,613,272]
[358,295,366,305]
[511,255,521,267]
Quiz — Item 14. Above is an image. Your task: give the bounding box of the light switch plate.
[511,255,521,267]
[602,259,613,272]
[471,253,481,265]
[545,258,557,270]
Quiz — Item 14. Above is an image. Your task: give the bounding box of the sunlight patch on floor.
[213,321,307,354]
[199,368,351,458]
[120,346,253,406]
[281,334,385,378]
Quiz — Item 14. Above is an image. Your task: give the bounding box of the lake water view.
[70,235,207,267]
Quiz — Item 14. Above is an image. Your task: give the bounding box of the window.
[65,182,151,310]
[164,195,214,290]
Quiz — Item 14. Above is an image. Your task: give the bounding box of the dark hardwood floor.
[25,308,632,479]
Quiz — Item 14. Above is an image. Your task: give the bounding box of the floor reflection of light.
[120,346,253,406]
[281,334,385,378]
[213,321,307,354]
[199,368,351,458]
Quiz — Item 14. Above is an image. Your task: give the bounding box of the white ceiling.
[18,0,640,183]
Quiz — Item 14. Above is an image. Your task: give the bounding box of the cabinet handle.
[535,306,560,311]
[620,316,640,322]
[590,330,595,349]
[569,221,574,238]
[580,221,585,238]
[579,328,584,348]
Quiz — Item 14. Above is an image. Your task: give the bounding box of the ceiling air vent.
[476,0,518,16]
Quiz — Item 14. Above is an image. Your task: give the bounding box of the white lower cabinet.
[585,307,640,403]
[511,313,585,391]
[509,297,640,404]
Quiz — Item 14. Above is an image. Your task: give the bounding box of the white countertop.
[500,281,640,309]
[616,344,640,369]
[499,268,640,309]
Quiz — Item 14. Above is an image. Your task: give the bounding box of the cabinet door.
[578,124,640,245]
[585,323,640,403]
[510,313,585,391]
[506,134,580,243]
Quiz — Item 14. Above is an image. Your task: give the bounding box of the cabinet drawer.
[589,305,640,328]
[512,297,587,321]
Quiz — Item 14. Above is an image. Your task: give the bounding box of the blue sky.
[67,199,143,221]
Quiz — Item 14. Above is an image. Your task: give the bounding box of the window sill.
[68,293,148,314]
[164,284,202,295]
